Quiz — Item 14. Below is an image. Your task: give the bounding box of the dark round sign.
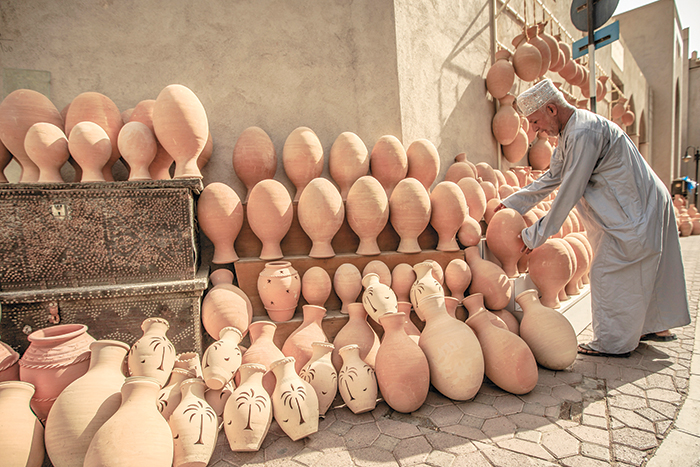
[570,0,619,32]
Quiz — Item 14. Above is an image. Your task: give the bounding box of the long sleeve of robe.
[503,109,690,354]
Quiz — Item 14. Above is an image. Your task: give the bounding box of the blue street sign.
[572,21,620,60]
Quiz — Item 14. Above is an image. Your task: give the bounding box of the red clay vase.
[329,131,369,200]
[345,175,389,255]
[406,139,440,191]
[198,182,244,264]
[232,126,277,202]
[390,178,432,253]
[246,179,294,260]
[463,246,512,310]
[282,305,329,374]
[283,126,324,202]
[257,261,301,322]
[297,177,344,258]
[370,135,408,197]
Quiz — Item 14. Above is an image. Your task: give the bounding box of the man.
[497,79,690,357]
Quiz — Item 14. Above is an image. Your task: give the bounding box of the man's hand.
[517,234,532,255]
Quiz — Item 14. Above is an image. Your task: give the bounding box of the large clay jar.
[390,178,432,253]
[361,273,399,324]
[567,232,593,284]
[332,302,381,371]
[511,32,542,82]
[297,177,345,258]
[232,126,277,202]
[0,341,19,382]
[406,139,440,191]
[0,89,63,182]
[397,302,422,344]
[458,214,483,248]
[282,305,329,374]
[485,208,527,277]
[157,368,191,421]
[527,25,551,77]
[257,261,302,322]
[346,175,389,255]
[0,381,45,467]
[528,130,553,170]
[117,121,157,180]
[563,234,590,295]
[409,260,443,321]
[283,126,324,201]
[528,239,573,308]
[492,309,520,335]
[391,263,416,303]
[84,376,173,467]
[65,91,123,182]
[430,181,468,252]
[68,121,113,182]
[247,179,294,260]
[302,266,332,307]
[269,357,319,440]
[130,99,174,181]
[153,84,208,179]
[45,340,129,467]
[201,283,253,340]
[370,135,408,197]
[376,312,430,413]
[299,342,337,416]
[223,363,272,452]
[463,246,512,310]
[19,324,95,421]
[202,327,243,390]
[502,126,529,164]
[127,318,176,388]
[445,258,472,301]
[198,182,244,264]
[458,177,487,222]
[240,321,285,397]
[24,122,69,183]
[464,293,537,394]
[338,344,378,414]
[516,289,577,370]
[334,263,363,314]
[329,131,369,200]
[492,94,520,145]
[169,378,218,467]
[541,25,562,71]
[486,49,515,100]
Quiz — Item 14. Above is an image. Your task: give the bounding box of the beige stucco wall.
[684,54,700,202]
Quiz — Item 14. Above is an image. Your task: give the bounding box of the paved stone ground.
[210,236,700,467]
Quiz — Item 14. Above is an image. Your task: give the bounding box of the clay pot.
[232,126,277,202]
[361,273,399,324]
[282,305,329,374]
[563,234,591,295]
[270,357,319,440]
[542,28,562,72]
[0,141,11,183]
[201,283,253,340]
[406,139,440,191]
[376,312,429,413]
[391,263,416,303]
[130,98,173,180]
[444,159,476,183]
[298,177,345,258]
[283,126,324,201]
[299,342,337,416]
[430,181,468,252]
[157,368,191,421]
[127,318,176,388]
[409,261,445,322]
[153,84,208,179]
[301,266,332,307]
[84,376,173,467]
[334,263,363,314]
[346,175,389,255]
[247,180,293,260]
[464,293,538,394]
[223,363,272,452]
[486,49,515,100]
[331,302,381,371]
[457,177,487,222]
[45,340,129,467]
[329,131,370,200]
[527,239,573,308]
[483,198,502,224]
[338,345,378,414]
[516,289,578,370]
[370,135,408,197]
[117,121,157,180]
[0,381,45,467]
[502,127,529,164]
[463,246,511,310]
[558,58,577,82]
[458,215,483,248]
[511,32,542,82]
[240,321,285,397]
[169,378,218,467]
[445,259,472,301]
[257,261,301,322]
[68,121,113,182]
[499,184,516,199]
[0,341,19,382]
[492,309,520,335]
[485,208,527,277]
[492,94,520,146]
[390,178,432,253]
[397,302,422,344]
[19,323,95,421]
[202,327,243,391]
[24,122,69,183]
[527,26,551,76]
[510,166,531,188]
[363,260,392,286]
[198,182,244,264]
[621,108,635,127]
[480,180,498,202]
[529,131,553,170]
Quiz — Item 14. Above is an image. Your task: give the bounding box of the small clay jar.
[527,239,573,308]
[232,126,277,202]
[202,327,243,390]
[127,318,176,388]
[338,345,378,414]
[269,357,319,440]
[389,178,432,253]
[198,182,244,264]
[458,177,487,222]
[299,342,337,416]
[333,263,363,314]
[283,126,324,202]
[529,23,551,76]
[117,121,157,181]
[301,266,332,307]
[492,94,520,146]
[168,378,218,467]
[486,49,515,100]
[68,121,113,182]
[406,139,440,191]
[361,273,399,324]
[511,32,542,82]
[329,131,370,200]
[257,261,301,322]
[223,363,272,452]
[502,127,529,164]
[201,283,253,340]
[369,135,408,198]
[444,258,472,301]
[391,263,416,303]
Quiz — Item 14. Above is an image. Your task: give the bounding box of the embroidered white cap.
[516,79,560,116]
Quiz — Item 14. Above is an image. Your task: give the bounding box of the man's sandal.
[577,343,631,358]
[640,333,677,342]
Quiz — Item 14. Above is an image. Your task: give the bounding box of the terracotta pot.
[389,178,432,253]
[409,261,445,321]
[458,215,483,248]
[529,131,553,170]
[338,345,378,414]
[464,293,538,394]
[173,352,202,380]
[45,340,129,467]
[157,368,191,421]
[198,182,244,264]
[444,259,472,301]
[391,263,416,303]
[511,32,542,82]
[480,180,498,202]
[361,273,399,324]
[504,169,520,187]
[257,261,301,322]
[24,122,69,183]
[68,121,113,182]
[346,175,389,255]
[486,49,515,100]
[84,376,173,467]
[363,260,392,287]
[232,126,277,202]
[329,131,370,200]
[621,108,635,127]
[0,341,19,382]
[526,26,551,76]
[169,378,218,467]
[370,135,408,197]
[483,198,502,224]
[117,121,157,181]
[270,357,319,440]
[153,84,208,179]
[0,381,45,467]
[282,305,329,374]
[130,99,172,181]
[0,141,11,183]
[298,177,345,258]
[492,309,520,335]
[333,263,363,314]
[202,327,243,391]
[528,239,573,308]
[201,283,253,340]
[502,127,529,164]
[463,246,512,310]
[397,302,422,344]
[498,184,516,199]
[332,302,381,372]
[543,29,563,72]
[19,323,95,421]
[558,58,577,82]
[246,179,294,260]
[475,162,498,186]
[301,266,332,307]
[127,318,176,388]
[457,177,487,222]
[444,160,476,183]
[509,165,531,188]
[240,321,285,397]
[485,208,527,277]
[563,234,590,295]
[223,363,272,452]
[492,94,520,145]
[429,181,467,251]
[406,139,440,191]
[283,126,324,202]
[299,342,337,416]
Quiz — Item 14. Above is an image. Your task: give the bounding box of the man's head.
[516,79,575,136]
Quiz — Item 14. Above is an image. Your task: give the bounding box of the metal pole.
[695,152,699,206]
[587,0,596,113]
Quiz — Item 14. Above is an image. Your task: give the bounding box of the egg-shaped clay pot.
[346,176,389,256]
[68,121,113,182]
[389,178,432,254]
[117,121,158,181]
[457,177,487,222]
[406,139,440,191]
[297,177,345,258]
[485,208,527,277]
[329,131,369,200]
[232,126,277,202]
[511,33,542,82]
[198,182,244,264]
[370,135,408,197]
[246,179,294,260]
[430,181,468,252]
[283,126,324,202]
[301,266,332,307]
[486,49,515,100]
[24,122,69,183]
[492,94,520,146]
